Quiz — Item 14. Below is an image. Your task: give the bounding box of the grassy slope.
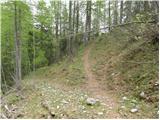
[2,24,158,119]
[1,45,108,119]
[90,24,158,118]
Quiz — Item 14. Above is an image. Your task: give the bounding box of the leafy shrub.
[35,50,48,68]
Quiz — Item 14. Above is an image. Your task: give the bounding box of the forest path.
[82,42,121,118]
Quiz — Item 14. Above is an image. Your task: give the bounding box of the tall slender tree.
[76,1,79,34]
[14,1,21,89]
[120,1,123,24]
[113,0,118,25]
[84,0,92,44]
[124,1,132,22]
[108,0,111,31]
[68,0,72,56]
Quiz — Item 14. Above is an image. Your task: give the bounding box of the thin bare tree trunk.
[76,1,79,34]
[84,1,91,45]
[59,1,62,36]
[108,0,111,31]
[84,1,88,45]
[14,1,21,89]
[125,1,132,22]
[55,1,59,38]
[68,0,72,57]
[72,1,76,55]
[88,1,91,41]
[113,0,118,25]
[120,1,123,24]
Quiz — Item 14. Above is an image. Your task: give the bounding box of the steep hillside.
[90,23,158,118]
[1,24,158,119]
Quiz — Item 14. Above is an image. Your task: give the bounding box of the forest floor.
[2,27,158,119]
[2,43,122,119]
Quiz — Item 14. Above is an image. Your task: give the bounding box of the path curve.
[82,43,121,118]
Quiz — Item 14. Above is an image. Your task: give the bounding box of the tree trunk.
[84,1,88,45]
[125,1,132,22]
[120,1,123,24]
[14,1,21,89]
[76,1,79,34]
[108,0,111,31]
[88,1,91,41]
[84,0,91,44]
[113,0,118,25]
[68,0,72,56]
[144,1,150,12]
[55,1,59,38]
[72,1,76,55]
[59,1,62,36]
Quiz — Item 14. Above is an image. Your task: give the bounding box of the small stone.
[50,111,55,117]
[61,100,69,104]
[111,73,115,76]
[98,112,103,115]
[140,91,145,98]
[86,98,97,105]
[130,108,138,113]
[122,96,128,101]
[120,106,125,109]
[57,106,60,109]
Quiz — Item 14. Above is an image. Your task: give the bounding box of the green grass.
[2,44,109,119]
[90,24,158,118]
[24,45,86,87]
[2,24,158,119]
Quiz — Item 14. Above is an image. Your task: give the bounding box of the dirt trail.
[82,43,121,118]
